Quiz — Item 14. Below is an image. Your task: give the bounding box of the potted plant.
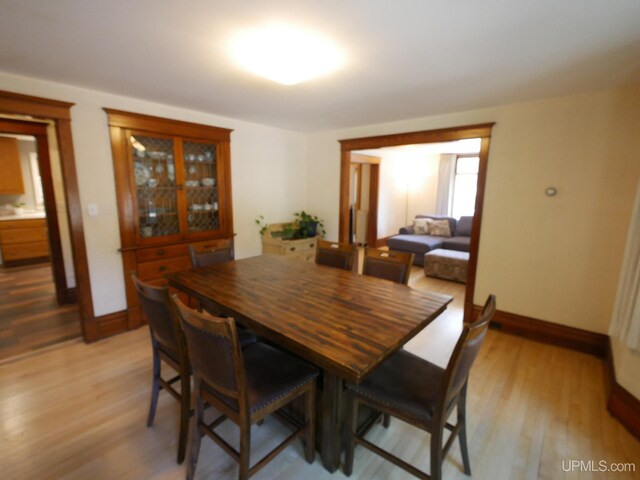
[255,215,269,235]
[294,211,325,238]
[12,202,26,215]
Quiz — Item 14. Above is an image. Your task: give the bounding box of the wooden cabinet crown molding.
[104,108,233,141]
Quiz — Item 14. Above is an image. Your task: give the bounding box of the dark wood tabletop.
[166,254,452,384]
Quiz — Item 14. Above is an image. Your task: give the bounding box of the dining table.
[166,254,453,472]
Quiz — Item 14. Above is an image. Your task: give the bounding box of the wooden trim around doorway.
[339,123,495,323]
[0,90,96,342]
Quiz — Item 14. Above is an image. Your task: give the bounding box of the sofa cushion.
[442,236,471,252]
[429,219,452,237]
[456,216,473,237]
[413,218,431,234]
[415,215,457,236]
[387,235,445,266]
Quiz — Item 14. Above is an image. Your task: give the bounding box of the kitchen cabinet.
[0,218,49,265]
[0,137,25,194]
[105,109,234,328]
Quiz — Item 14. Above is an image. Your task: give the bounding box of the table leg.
[320,371,343,472]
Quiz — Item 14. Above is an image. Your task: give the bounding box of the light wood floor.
[0,263,80,361]
[1,268,638,479]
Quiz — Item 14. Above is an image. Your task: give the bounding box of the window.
[451,155,479,219]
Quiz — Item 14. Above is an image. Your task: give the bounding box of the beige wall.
[376,150,440,238]
[307,86,640,334]
[0,71,307,317]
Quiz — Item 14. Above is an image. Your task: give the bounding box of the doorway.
[0,90,95,346]
[349,153,380,246]
[0,118,74,303]
[339,123,494,321]
[0,118,81,360]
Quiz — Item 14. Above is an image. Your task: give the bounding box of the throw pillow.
[413,218,431,234]
[429,219,452,237]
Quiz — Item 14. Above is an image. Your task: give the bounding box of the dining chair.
[344,295,497,480]
[173,297,319,480]
[131,274,191,464]
[187,241,257,347]
[363,247,415,285]
[188,240,234,268]
[315,239,357,271]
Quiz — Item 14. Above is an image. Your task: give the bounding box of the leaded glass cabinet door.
[130,134,180,240]
[183,140,220,234]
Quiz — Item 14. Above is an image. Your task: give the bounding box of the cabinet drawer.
[2,241,50,260]
[0,227,48,245]
[190,238,231,252]
[282,240,317,255]
[0,218,46,230]
[136,244,188,263]
[137,256,191,281]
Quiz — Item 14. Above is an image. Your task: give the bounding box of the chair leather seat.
[204,343,318,414]
[348,349,444,426]
[244,343,318,413]
[237,328,258,348]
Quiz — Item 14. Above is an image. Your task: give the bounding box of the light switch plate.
[87,203,99,216]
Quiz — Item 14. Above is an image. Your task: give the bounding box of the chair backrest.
[440,295,496,413]
[363,247,415,285]
[188,241,234,268]
[316,240,357,271]
[132,274,187,359]
[173,296,247,413]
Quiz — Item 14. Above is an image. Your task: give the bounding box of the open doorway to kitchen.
[339,123,494,322]
[0,118,80,361]
[0,90,95,359]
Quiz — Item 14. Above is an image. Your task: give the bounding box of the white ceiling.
[1,1,639,133]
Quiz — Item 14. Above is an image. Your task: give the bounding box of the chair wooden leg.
[430,425,443,480]
[147,347,161,427]
[304,386,316,463]
[343,390,358,476]
[239,420,251,480]
[177,371,191,464]
[457,384,471,475]
[382,413,390,428]
[187,393,204,480]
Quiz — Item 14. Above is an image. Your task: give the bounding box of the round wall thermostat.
[545,187,558,197]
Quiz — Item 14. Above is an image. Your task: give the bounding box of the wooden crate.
[261,223,319,262]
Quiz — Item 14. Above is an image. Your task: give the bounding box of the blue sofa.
[386,215,473,266]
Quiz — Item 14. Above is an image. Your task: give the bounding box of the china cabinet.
[105,109,234,328]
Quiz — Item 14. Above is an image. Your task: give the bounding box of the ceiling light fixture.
[229,22,344,85]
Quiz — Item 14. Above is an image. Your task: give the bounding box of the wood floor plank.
[0,263,81,361]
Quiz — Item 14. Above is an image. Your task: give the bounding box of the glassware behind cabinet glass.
[183,141,219,233]
[131,135,179,239]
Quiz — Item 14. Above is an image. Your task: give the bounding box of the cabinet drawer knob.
[309,243,315,248]
[159,265,168,272]
[289,247,296,252]
[157,249,166,256]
